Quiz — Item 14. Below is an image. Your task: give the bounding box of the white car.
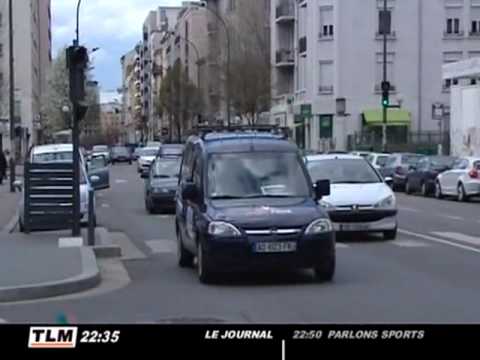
[92,145,110,163]
[137,147,159,174]
[367,153,390,171]
[305,154,398,240]
[350,151,371,159]
[435,157,480,202]
[19,144,96,231]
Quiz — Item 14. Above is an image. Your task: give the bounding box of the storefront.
[362,108,411,143]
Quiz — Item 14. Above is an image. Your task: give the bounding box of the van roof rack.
[190,125,290,140]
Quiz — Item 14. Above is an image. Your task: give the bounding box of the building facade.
[120,49,139,144]
[0,0,52,156]
[271,0,480,152]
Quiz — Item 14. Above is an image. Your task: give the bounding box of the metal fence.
[348,131,450,155]
[23,162,75,233]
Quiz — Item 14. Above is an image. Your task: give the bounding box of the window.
[0,44,3,57]
[181,144,194,182]
[319,6,334,38]
[228,0,236,12]
[0,13,3,27]
[0,73,3,88]
[453,159,469,170]
[318,61,334,94]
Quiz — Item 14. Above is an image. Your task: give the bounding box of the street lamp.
[193,1,231,127]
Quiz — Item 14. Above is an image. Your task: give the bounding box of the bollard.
[87,189,95,246]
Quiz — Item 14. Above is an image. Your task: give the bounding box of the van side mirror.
[384,177,393,187]
[314,179,330,200]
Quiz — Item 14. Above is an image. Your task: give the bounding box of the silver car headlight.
[305,218,333,234]
[208,221,242,237]
[374,195,396,209]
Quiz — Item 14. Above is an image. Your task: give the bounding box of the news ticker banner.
[1,325,479,353]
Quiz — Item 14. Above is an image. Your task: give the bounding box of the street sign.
[432,103,444,120]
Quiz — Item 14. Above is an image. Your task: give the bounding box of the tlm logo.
[28,327,78,349]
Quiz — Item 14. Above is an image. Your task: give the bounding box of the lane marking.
[115,179,128,184]
[442,215,463,221]
[145,240,176,254]
[335,243,349,249]
[101,203,110,208]
[431,232,480,246]
[0,318,7,324]
[399,229,480,254]
[391,239,429,248]
[398,207,420,213]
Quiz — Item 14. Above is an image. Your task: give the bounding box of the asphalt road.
[2,164,480,324]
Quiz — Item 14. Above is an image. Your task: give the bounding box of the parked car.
[92,145,110,164]
[380,153,425,191]
[366,153,390,171]
[132,147,142,161]
[144,157,181,214]
[176,130,334,283]
[146,141,162,148]
[158,144,185,158]
[435,157,480,201]
[19,144,98,231]
[137,147,159,174]
[87,154,110,190]
[306,154,397,240]
[110,146,132,164]
[405,156,457,196]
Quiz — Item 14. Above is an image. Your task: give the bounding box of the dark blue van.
[175,128,335,283]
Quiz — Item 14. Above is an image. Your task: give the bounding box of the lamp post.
[195,1,231,127]
[8,0,16,192]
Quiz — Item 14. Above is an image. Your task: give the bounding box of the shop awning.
[363,109,411,126]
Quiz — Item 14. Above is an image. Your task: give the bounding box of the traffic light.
[382,91,389,107]
[66,46,89,104]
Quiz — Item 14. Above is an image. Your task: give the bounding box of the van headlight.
[374,195,396,209]
[319,200,335,210]
[305,218,333,234]
[208,221,242,237]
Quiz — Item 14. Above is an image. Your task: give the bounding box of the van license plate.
[339,223,370,231]
[254,242,297,253]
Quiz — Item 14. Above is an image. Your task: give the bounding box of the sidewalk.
[0,230,101,303]
[0,182,20,231]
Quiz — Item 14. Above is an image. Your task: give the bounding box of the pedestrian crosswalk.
[143,232,480,255]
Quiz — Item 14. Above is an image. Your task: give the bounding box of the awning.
[363,109,411,127]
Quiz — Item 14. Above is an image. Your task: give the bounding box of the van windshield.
[207,152,310,199]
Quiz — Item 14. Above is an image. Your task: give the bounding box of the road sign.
[300,104,312,118]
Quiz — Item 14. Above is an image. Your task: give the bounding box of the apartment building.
[139,6,181,141]
[120,49,139,143]
[205,0,271,124]
[0,0,52,156]
[271,0,480,152]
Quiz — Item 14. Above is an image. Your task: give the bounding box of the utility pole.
[8,0,16,193]
[380,0,391,152]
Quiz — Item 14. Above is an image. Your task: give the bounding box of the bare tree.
[157,60,204,141]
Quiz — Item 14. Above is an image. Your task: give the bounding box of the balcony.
[469,30,480,38]
[153,64,162,76]
[318,85,334,95]
[275,49,294,67]
[443,30,465,39]
[275,2,294,23]
[209,86,220,97]
[299,36,307,56]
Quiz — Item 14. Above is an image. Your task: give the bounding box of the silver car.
[435,157,480,202]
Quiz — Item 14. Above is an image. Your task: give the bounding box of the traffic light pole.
[382,0,388,153]
[72,103,81,236]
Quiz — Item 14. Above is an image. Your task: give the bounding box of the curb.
[93,227,122,258]
[0,247,101,303]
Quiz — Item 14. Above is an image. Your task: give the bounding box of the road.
[2,164,480,324]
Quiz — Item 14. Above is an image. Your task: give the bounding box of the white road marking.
[101,203,110,208]
[335,243,349,249]
[431,232,480,246]
[0,318,7,324]
[115,179,128,184]
[155,215,172,219]
[399,229,480,254]
[391,239,429,248]
[442,215,463,221]
[398,207,420,213]
[146,240,176,254]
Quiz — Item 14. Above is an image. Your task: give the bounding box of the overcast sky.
[52,0,183,102]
